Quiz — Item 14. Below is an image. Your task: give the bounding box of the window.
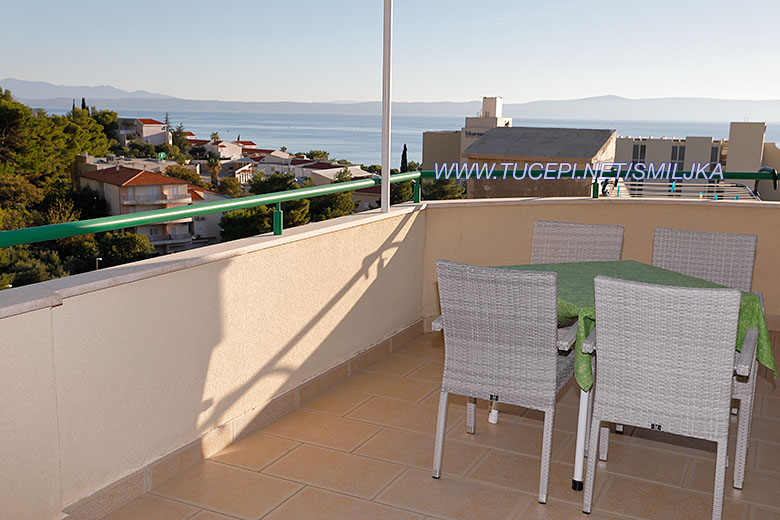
[671,145,685,171]
[631,143,646,166]
[148,228,159,236]
[710,146,720,164]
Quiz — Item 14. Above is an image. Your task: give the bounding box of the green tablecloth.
[501,260,775,391]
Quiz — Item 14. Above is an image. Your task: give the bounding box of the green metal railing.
[0,168,776,248]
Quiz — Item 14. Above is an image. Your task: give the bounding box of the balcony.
[148,233,193,245]
[1,198,779,520]
[122,193,192,205]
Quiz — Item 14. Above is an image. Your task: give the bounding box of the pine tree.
[423,178,466,200]
[81,97,87,110]
[391,144,413,204]
[400,144,408,173]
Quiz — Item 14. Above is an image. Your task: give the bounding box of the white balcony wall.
[0,207,425,518]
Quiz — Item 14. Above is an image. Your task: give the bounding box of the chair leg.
[598,426,610,461]
[538,407,555,504]
[734,366,757,489]
[488,401,499,424]
[584,388,594,454]
[466,397,477,434]
[432,390,449,479]
[583,415,602,514]
[712,440,728,520]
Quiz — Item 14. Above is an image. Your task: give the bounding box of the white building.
[116,118,172,147]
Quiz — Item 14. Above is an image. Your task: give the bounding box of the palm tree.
[207,155,221,186]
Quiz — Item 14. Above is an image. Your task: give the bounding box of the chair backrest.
[593,275,741,441]
[652,228,757,291]
[531,220,624,264]
[436,260,559,405]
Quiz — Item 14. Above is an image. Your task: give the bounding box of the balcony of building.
[2,197,780,520]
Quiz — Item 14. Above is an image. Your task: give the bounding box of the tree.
[423,178,466,200]
[248,172,309,228]
[310,168,354,221]
[170,123,192,154]
[217,178,245,198]
[306,150,329,160]
[207,155,221,186]
[97,232,155,267]
[391,144,413,204]
[0,247,66,286]
[164,164,206,188]
[210,131,220,141]
[219,206,273,242]
[81,97,87,110]
[90,108,119,143]
[164,112,170,128]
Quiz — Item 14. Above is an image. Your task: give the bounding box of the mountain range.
[3,78,780,121]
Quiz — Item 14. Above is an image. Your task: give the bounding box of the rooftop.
[137,118,165,125]
[463,127,616,159]
[81,166,189,186]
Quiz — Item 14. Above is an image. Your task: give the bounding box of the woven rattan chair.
[432,260,576,504]
[582,276,744,520]
[652,227,759,489]
[531,220,625,264]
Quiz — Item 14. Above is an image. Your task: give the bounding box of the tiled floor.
[102,332,780,520]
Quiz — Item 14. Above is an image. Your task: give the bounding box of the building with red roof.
[79,166,193,253]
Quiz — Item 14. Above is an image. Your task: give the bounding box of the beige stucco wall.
[422,198,780,325]
[726,122,766,172]
[421,130,460,170]
[0,207,425,518]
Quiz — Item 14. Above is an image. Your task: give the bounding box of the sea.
[44,108,780,167]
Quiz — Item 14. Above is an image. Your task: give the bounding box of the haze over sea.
[45,108,780,167]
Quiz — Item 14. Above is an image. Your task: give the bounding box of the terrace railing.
[0,169,776,248]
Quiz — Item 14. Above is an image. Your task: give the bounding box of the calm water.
[45,108,780,167]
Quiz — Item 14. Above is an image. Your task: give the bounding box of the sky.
[2,0,780,103]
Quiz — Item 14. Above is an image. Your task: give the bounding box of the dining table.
[500,259,775,491]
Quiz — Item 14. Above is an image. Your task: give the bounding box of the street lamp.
[95,257,103,270]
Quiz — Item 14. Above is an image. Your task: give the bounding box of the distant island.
[4,78,780,121]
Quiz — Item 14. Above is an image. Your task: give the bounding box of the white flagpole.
[380,0,393,212]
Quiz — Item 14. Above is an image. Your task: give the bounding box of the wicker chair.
[432,260,576,504]
[531,220,625,264]
[582,276,745,520]
[652,227,759,489]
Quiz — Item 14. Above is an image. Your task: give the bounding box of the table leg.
[572,388,589,491]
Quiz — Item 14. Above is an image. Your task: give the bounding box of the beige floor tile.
[747,417,780,444]
[152,461,301,520]
[346,396,463,435]
[754,441,780,474]
[260,410,381,451]
[100,495,199,520]
[263,486,423,520]
[209,433,298,472]
[521,405,580,433]
[354,427,487,477]
[755,373,780,396]
[365,355,427,376]
[392,341,445,362]
[407,362,444,382]
[750,505,780,519]
[761,396,780,418]
[410,333,444,347]
[339,371,439,402]
[300,388,372,416]
[419,391,490,411]
[687,456,780,510]
[447,416,573,459]
[263,444,404,499]
[593,441,693,487]
[467,450,600,505]
[555,383,582,408]
[376,468,529,520]
[512,499,634,520]
[189,512,236,520]
[628,427,719,459]
[596,474,746,520]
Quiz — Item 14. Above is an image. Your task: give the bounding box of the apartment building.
[79,166,193,253]
[116,117,171,147]
[463,126,616,198]
[422,96,512,169]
